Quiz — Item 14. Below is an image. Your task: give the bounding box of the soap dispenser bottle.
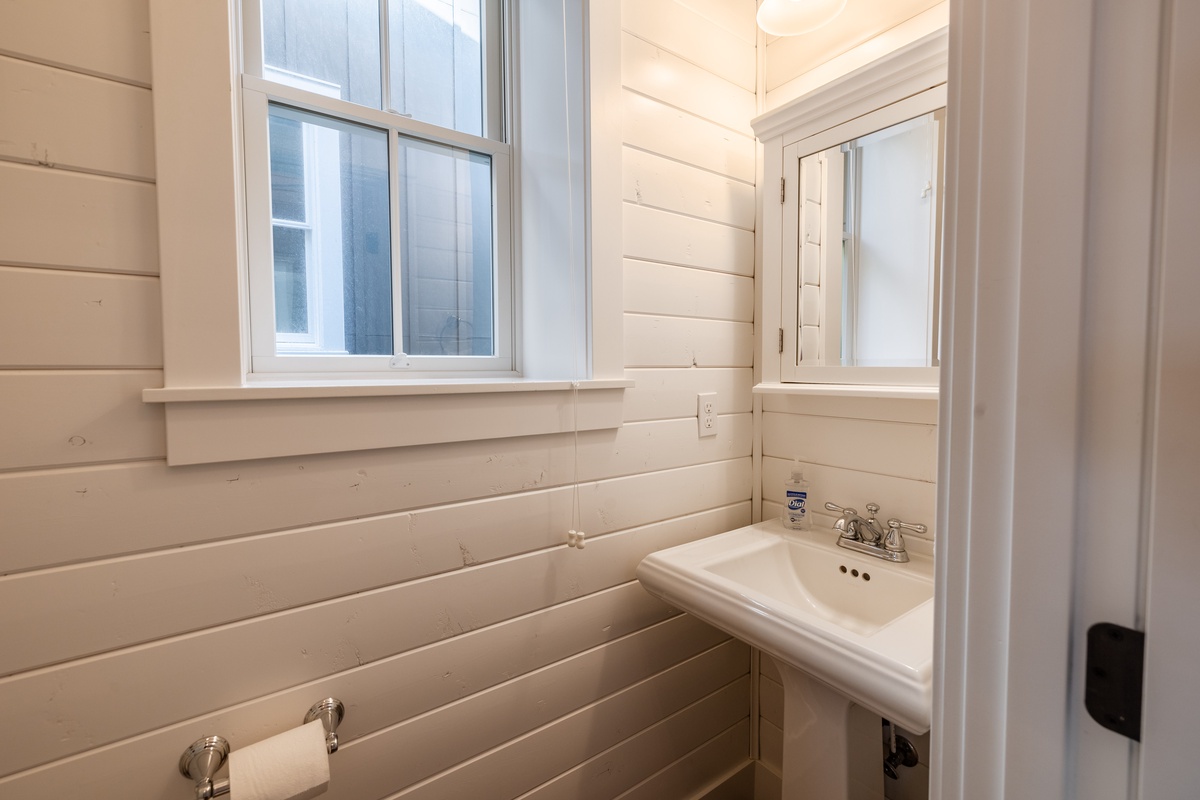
[783,463,811,530]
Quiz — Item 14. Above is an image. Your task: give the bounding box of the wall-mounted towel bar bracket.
[178,697,345,800]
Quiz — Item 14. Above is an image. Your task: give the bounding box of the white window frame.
[144,0,628,465]
[752,26,947,399]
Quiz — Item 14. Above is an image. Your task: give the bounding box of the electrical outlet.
[697,392,717,438]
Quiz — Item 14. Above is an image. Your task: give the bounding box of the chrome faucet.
[824,501,926,563]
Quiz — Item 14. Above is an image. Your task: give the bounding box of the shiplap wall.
[0,1,759,798]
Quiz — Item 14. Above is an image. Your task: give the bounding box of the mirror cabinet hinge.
[778,328,785,353]
[780,177,786,204]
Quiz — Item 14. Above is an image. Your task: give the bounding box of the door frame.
[933,0,1174,796]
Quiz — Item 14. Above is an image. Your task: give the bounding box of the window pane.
[272,226,308,334]
[268,115,305,222]
[398,137,493,356]
[267,105,393,355]
[388,0,485,136]
[262,0,382,109]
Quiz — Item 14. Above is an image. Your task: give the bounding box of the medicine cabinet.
[753,28,948,396]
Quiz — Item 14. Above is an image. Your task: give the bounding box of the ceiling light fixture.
[756,0,849,36]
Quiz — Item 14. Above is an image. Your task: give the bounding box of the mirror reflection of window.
[840,110,944,367]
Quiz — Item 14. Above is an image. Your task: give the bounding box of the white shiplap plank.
[761,456,936,540]
[621,0,756,91]
[623,204,754,276]
[0,417,752,573]
[0,459,751,676]
[622,32,755,135]
[760,718,784,775]
[675,0,758,45]
[0,267,162,368]
[622,368,753,423]
[0,582,676,798]
[623,147,755,230]
[0,504,751,774]
[0,163,159,274]
[518,703,749,800]
[321,635,746,800]
[761,653,782,684]
[623,91,756,183]
[759,675,784,730]
[762,392,939,425]
[0,56,155,180]
[614,721,752,800]
[624,316,754,368]
[0,0,152,86]
[762,411,938,482]
[0,371,164,470]
[623,260,754,322]
[390,665,751,800]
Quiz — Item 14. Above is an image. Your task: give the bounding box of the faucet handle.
[884,518,927,554]
[824,501,858,517]
[886,518,928,535]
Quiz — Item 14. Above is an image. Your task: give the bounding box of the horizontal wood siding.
[0,0,151,85]
[0,164,159,274]
[619,2,758,793]
[0,55,155,180]
[0,3,758,800]
[0,370,165,470]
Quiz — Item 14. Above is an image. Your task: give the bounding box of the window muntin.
[243,0,511,375]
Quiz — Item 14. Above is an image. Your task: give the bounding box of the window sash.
[240,0,514,377]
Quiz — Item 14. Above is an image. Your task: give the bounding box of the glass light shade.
[756,0,849,36]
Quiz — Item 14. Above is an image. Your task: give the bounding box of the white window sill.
[753,382,938,400]
[144,378,633,466]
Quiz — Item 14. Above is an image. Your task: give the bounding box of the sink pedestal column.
[778,663,884,800]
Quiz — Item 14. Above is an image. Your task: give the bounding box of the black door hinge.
[1085,622,1144,741]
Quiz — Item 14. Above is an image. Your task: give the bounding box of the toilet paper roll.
[229,720,331,800]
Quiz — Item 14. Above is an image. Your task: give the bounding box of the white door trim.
[934,0,1095,796]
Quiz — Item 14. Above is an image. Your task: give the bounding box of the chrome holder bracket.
[179,697,345,800]
[303,697,345,754]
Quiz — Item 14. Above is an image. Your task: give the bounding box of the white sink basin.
[636,518,933,733]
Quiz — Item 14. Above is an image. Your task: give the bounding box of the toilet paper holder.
[178,697,345,800]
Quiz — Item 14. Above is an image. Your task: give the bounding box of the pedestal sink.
[636,519,933,800]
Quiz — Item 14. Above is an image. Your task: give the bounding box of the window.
[242,0,512,375]
[145,1,627,465]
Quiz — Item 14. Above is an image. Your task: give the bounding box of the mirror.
[799,108,945,368]
[773,82,947,387]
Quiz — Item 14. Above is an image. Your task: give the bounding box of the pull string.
[562,0,584,550]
